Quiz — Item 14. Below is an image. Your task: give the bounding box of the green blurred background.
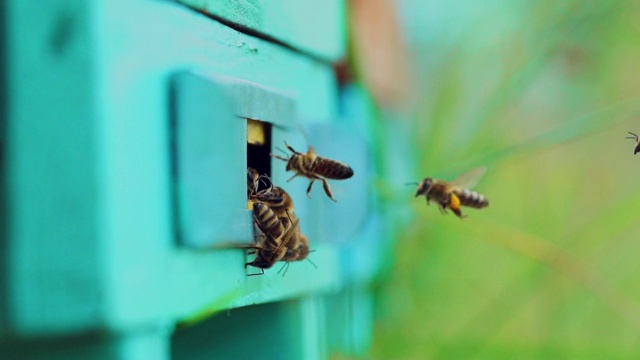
[368,0,640,359]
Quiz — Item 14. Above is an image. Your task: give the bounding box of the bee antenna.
[306,257,318,269]
[277,261,290,276]
[404,182,419,186]
[626,132,639,140]
[275,147,289,157]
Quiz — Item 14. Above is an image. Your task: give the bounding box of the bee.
[250,186,293,217]
[244,244,288,274]
[412,166,489,219]
[245,203,300,274]
[271,142,354,202]
[625,132,640,154]
[282,232,309,262]
[247,167,260,198]
[277,232,316,276]
[247,168,278,198]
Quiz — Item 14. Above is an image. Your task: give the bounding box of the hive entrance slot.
[247,119,273,191]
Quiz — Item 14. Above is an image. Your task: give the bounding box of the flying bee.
[412,166,489,219]
[271,142,354,202]
[625,132,640,154]
[245,203,300,274]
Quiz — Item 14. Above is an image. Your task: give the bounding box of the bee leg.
[306,180,315,198]
[424,187,434,205]
[246,268,265,276]
[451,208,466,219]
[277,261,290,276]
[245,258,266,275]
[448,193,466,219]
[287,173,299,182]
[306,257,318,269]
[282,262,290,277]
[321,179,338,202]
[270,153,289,162]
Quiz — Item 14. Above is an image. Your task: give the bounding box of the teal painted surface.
[93,0,340,331]
[173,72,252,247]
[167,243,342,322]
[2,0,382,358]
[173,298,326,360]
[5,0,105,335]
[0,329,170,360]
[176,0,346,61]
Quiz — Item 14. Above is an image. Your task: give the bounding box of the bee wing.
[449,166,487,190]
[275,216,300,251]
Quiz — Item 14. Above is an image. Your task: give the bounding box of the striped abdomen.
[311,157,354,179]
[454,189,489,208]
[288,153,354,180]
[253,203,285,241]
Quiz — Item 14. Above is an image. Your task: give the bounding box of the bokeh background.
[355,0,640,358]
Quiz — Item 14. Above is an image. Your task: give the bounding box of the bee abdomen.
[253,203,285,238]
[311,157,354,180]
[456,189,489,208]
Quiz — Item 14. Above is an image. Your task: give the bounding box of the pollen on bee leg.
[449,194,466,218]
[449,193,461,209]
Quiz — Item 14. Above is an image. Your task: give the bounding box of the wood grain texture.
[177,0,345,61]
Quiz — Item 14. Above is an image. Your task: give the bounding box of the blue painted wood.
[1,0,383,359]
[172,72,252,247]
[197,72,297,128]
[173,298,326,360]
[0,328,170,360]
[4,0,106,336]
[175,0,346,61]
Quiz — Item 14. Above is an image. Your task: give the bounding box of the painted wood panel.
[176,0,345,61]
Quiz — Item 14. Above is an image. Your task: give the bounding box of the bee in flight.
[271,142,354,202]
[411,166,489,219]
[625,132,640,155]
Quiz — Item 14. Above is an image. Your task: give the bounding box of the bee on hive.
[247,167,260,198]
[245,202,300,275]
